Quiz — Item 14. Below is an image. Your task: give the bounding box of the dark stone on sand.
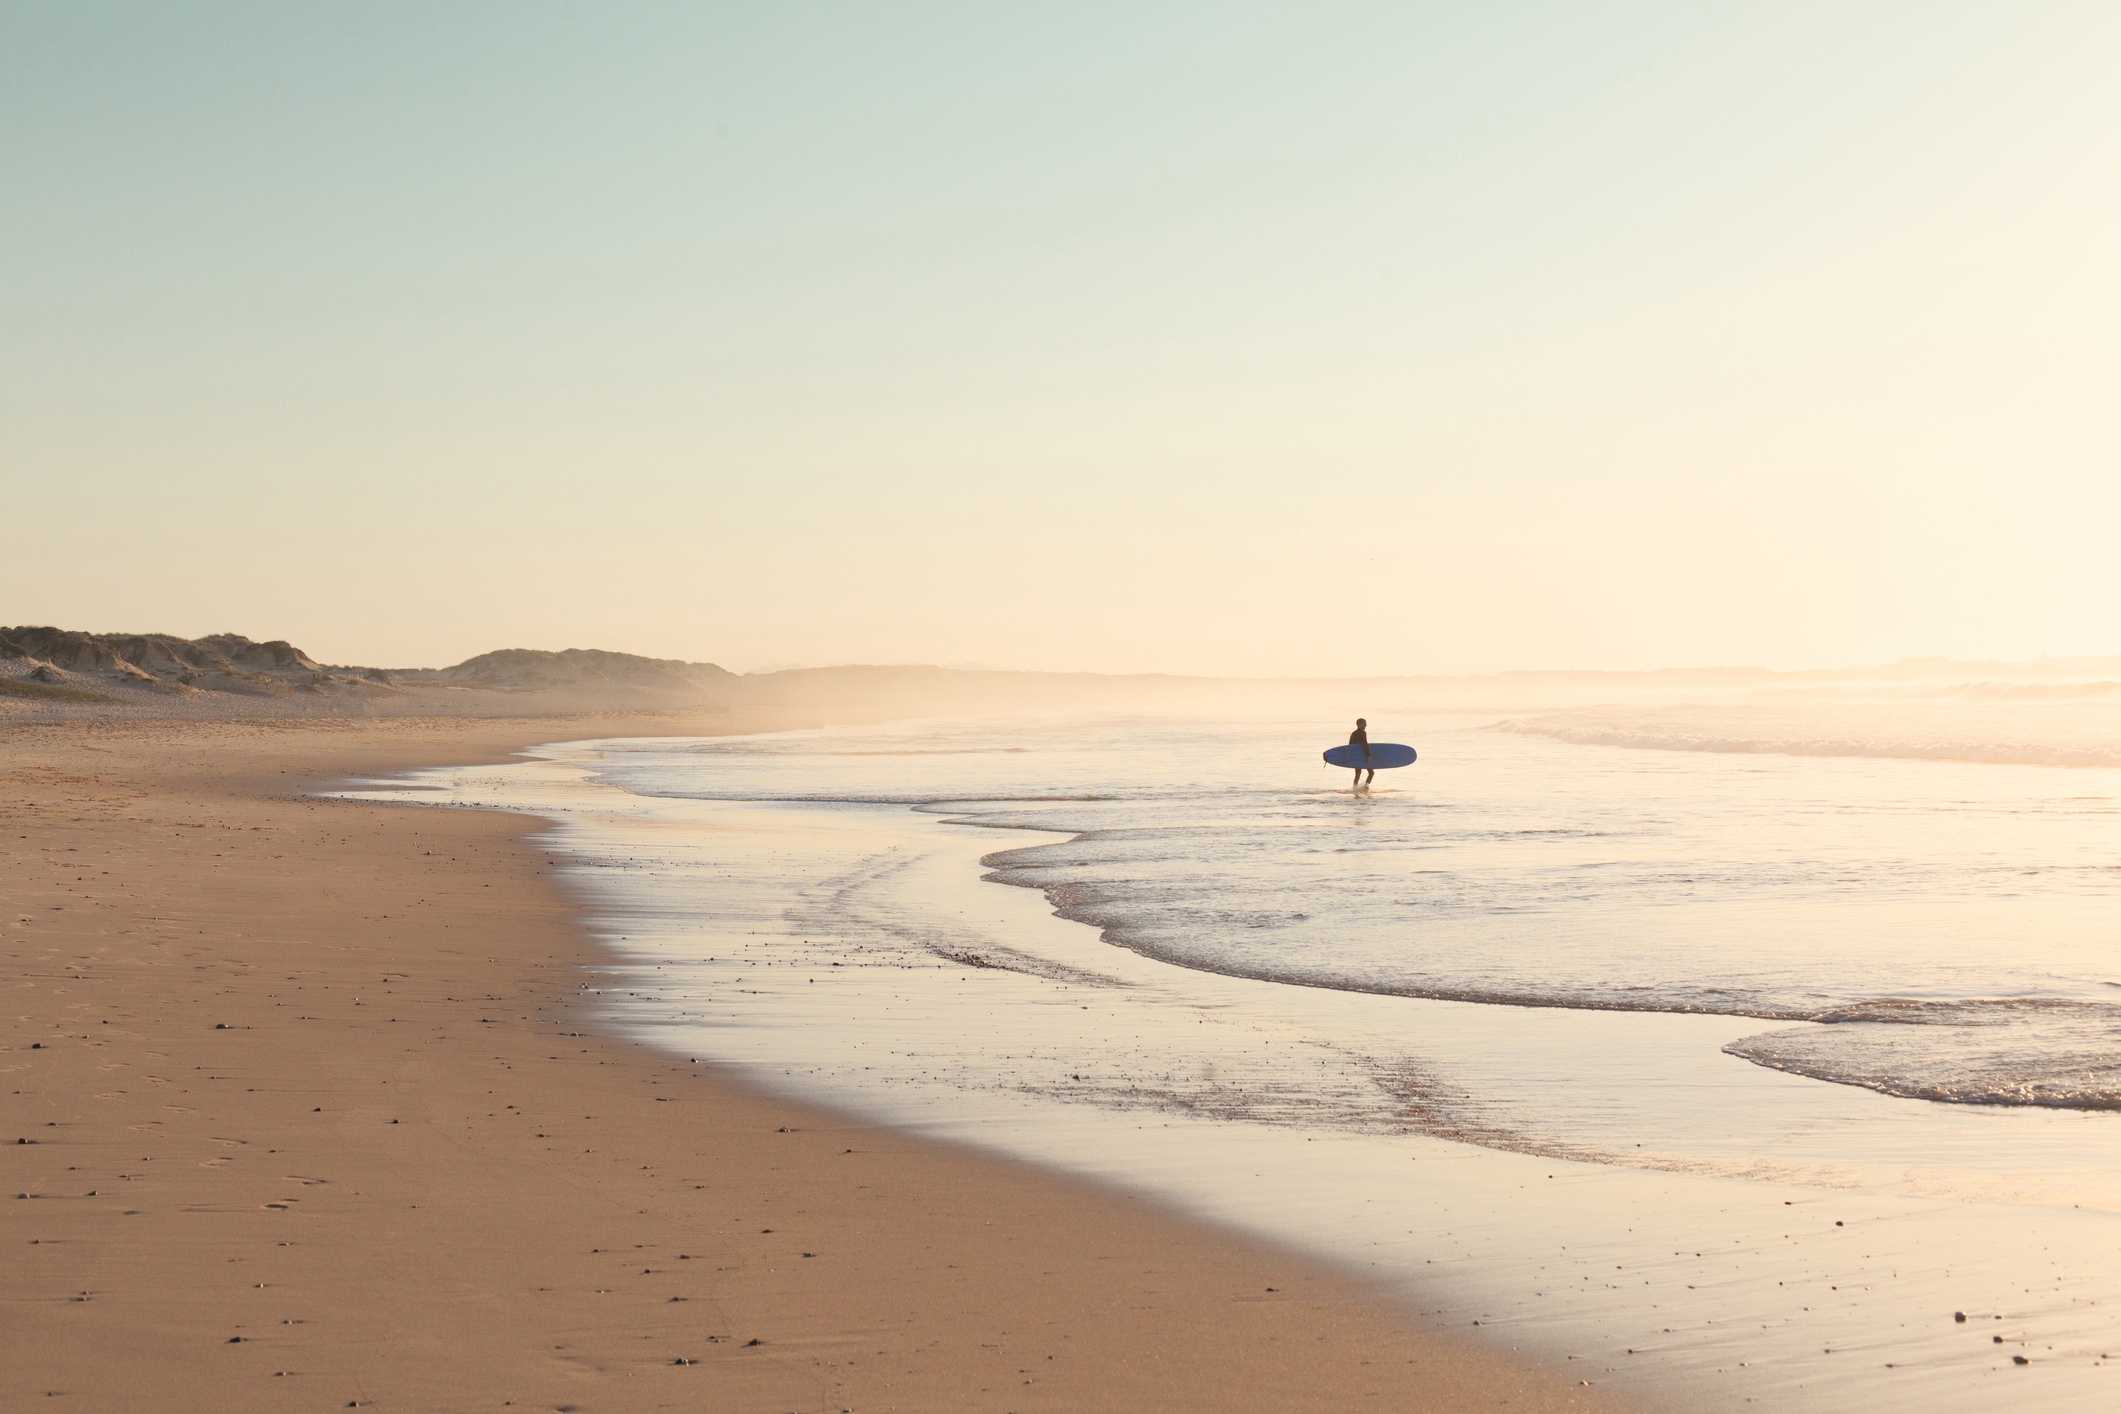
[227,1337,243,1343]
[1955,1312,1967,1322]
[2013,1355,2030,1365]
[215,1023,226,1029]
[30,1043,40,1049]
[744,1338,761,1347]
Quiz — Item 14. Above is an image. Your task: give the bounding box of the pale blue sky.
[6,3,2116,673]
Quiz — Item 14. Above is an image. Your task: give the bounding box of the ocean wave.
[1726,999,2121,1110]
[1754,680,2121,702]
[1497,706,2121,768]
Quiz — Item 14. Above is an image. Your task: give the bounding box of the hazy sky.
[6,3,2116,675]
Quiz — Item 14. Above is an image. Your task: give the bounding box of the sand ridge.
[3,714,1633,1412]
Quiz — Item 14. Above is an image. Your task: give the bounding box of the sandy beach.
[13,2,2115,1404]
[3,713,1627,1413]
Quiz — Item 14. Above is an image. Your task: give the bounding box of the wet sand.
[2,714,1627,1413]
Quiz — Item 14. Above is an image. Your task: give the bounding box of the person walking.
[1347,717,1374,789]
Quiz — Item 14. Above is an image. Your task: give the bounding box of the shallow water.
[589,709,2121,1111]
[344,706,2121,1411]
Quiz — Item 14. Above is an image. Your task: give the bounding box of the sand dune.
[0,630,741,723]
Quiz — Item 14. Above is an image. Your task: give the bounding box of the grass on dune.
[0,676,122,704]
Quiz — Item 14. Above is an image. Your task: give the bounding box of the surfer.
[1348,718,1374,789]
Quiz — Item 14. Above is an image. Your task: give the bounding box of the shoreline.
[371,726,2121,1412]
[3,714,1629,1412]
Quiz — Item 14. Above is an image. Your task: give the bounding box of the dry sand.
[3,713,1631,1412]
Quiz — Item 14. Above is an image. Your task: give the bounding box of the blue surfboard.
[1323,742,1417,770]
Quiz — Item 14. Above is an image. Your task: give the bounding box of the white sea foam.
[1727,999,2121,1110]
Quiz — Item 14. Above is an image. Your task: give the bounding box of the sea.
[347,698,2121,1411]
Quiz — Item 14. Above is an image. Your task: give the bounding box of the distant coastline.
[7,622,2119,727]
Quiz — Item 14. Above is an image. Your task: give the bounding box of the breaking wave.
[1727,999,2121,1109]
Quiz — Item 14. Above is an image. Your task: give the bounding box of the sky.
[5,2,2117,676]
